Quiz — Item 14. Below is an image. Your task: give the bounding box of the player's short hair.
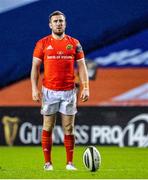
[49,10,66,22]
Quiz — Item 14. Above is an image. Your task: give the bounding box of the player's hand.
[32,88,41,102]
[80,88,89,102]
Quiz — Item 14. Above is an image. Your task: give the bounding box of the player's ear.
[49,22,52,29]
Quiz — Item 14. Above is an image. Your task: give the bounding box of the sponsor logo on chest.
[46,44,74,60]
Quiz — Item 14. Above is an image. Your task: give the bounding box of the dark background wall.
[1,0,148,87]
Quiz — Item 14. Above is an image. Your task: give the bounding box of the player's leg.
[59,89,77,170]
[62,114,75,161]
[61,114,77,170]
[41,87,59,170]
[42,114,56,170]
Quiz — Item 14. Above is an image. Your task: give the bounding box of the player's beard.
[54,31,64,36]
[53,28,65,37]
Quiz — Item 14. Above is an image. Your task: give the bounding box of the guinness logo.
[66,44,73,50]
[2,116,20,146]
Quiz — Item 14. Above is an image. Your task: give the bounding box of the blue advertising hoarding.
[87,30,148,67]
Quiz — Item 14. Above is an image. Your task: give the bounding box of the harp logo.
[2,116,20,146]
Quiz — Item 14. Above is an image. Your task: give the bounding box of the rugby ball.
[83,146,101,172]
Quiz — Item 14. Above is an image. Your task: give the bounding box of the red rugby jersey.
[33,35,84,90]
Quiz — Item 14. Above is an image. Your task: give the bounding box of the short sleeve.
[33,40,44,61]
[75,41,85,61]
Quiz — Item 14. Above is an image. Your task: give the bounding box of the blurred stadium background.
[0,0,148,176]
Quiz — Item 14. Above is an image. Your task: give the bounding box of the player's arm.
[30,58,42,102]
[77,59,89,102]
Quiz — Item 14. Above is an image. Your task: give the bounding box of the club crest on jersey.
[66,44,73,50]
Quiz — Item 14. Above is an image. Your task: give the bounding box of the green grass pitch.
[0,146,148,179]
